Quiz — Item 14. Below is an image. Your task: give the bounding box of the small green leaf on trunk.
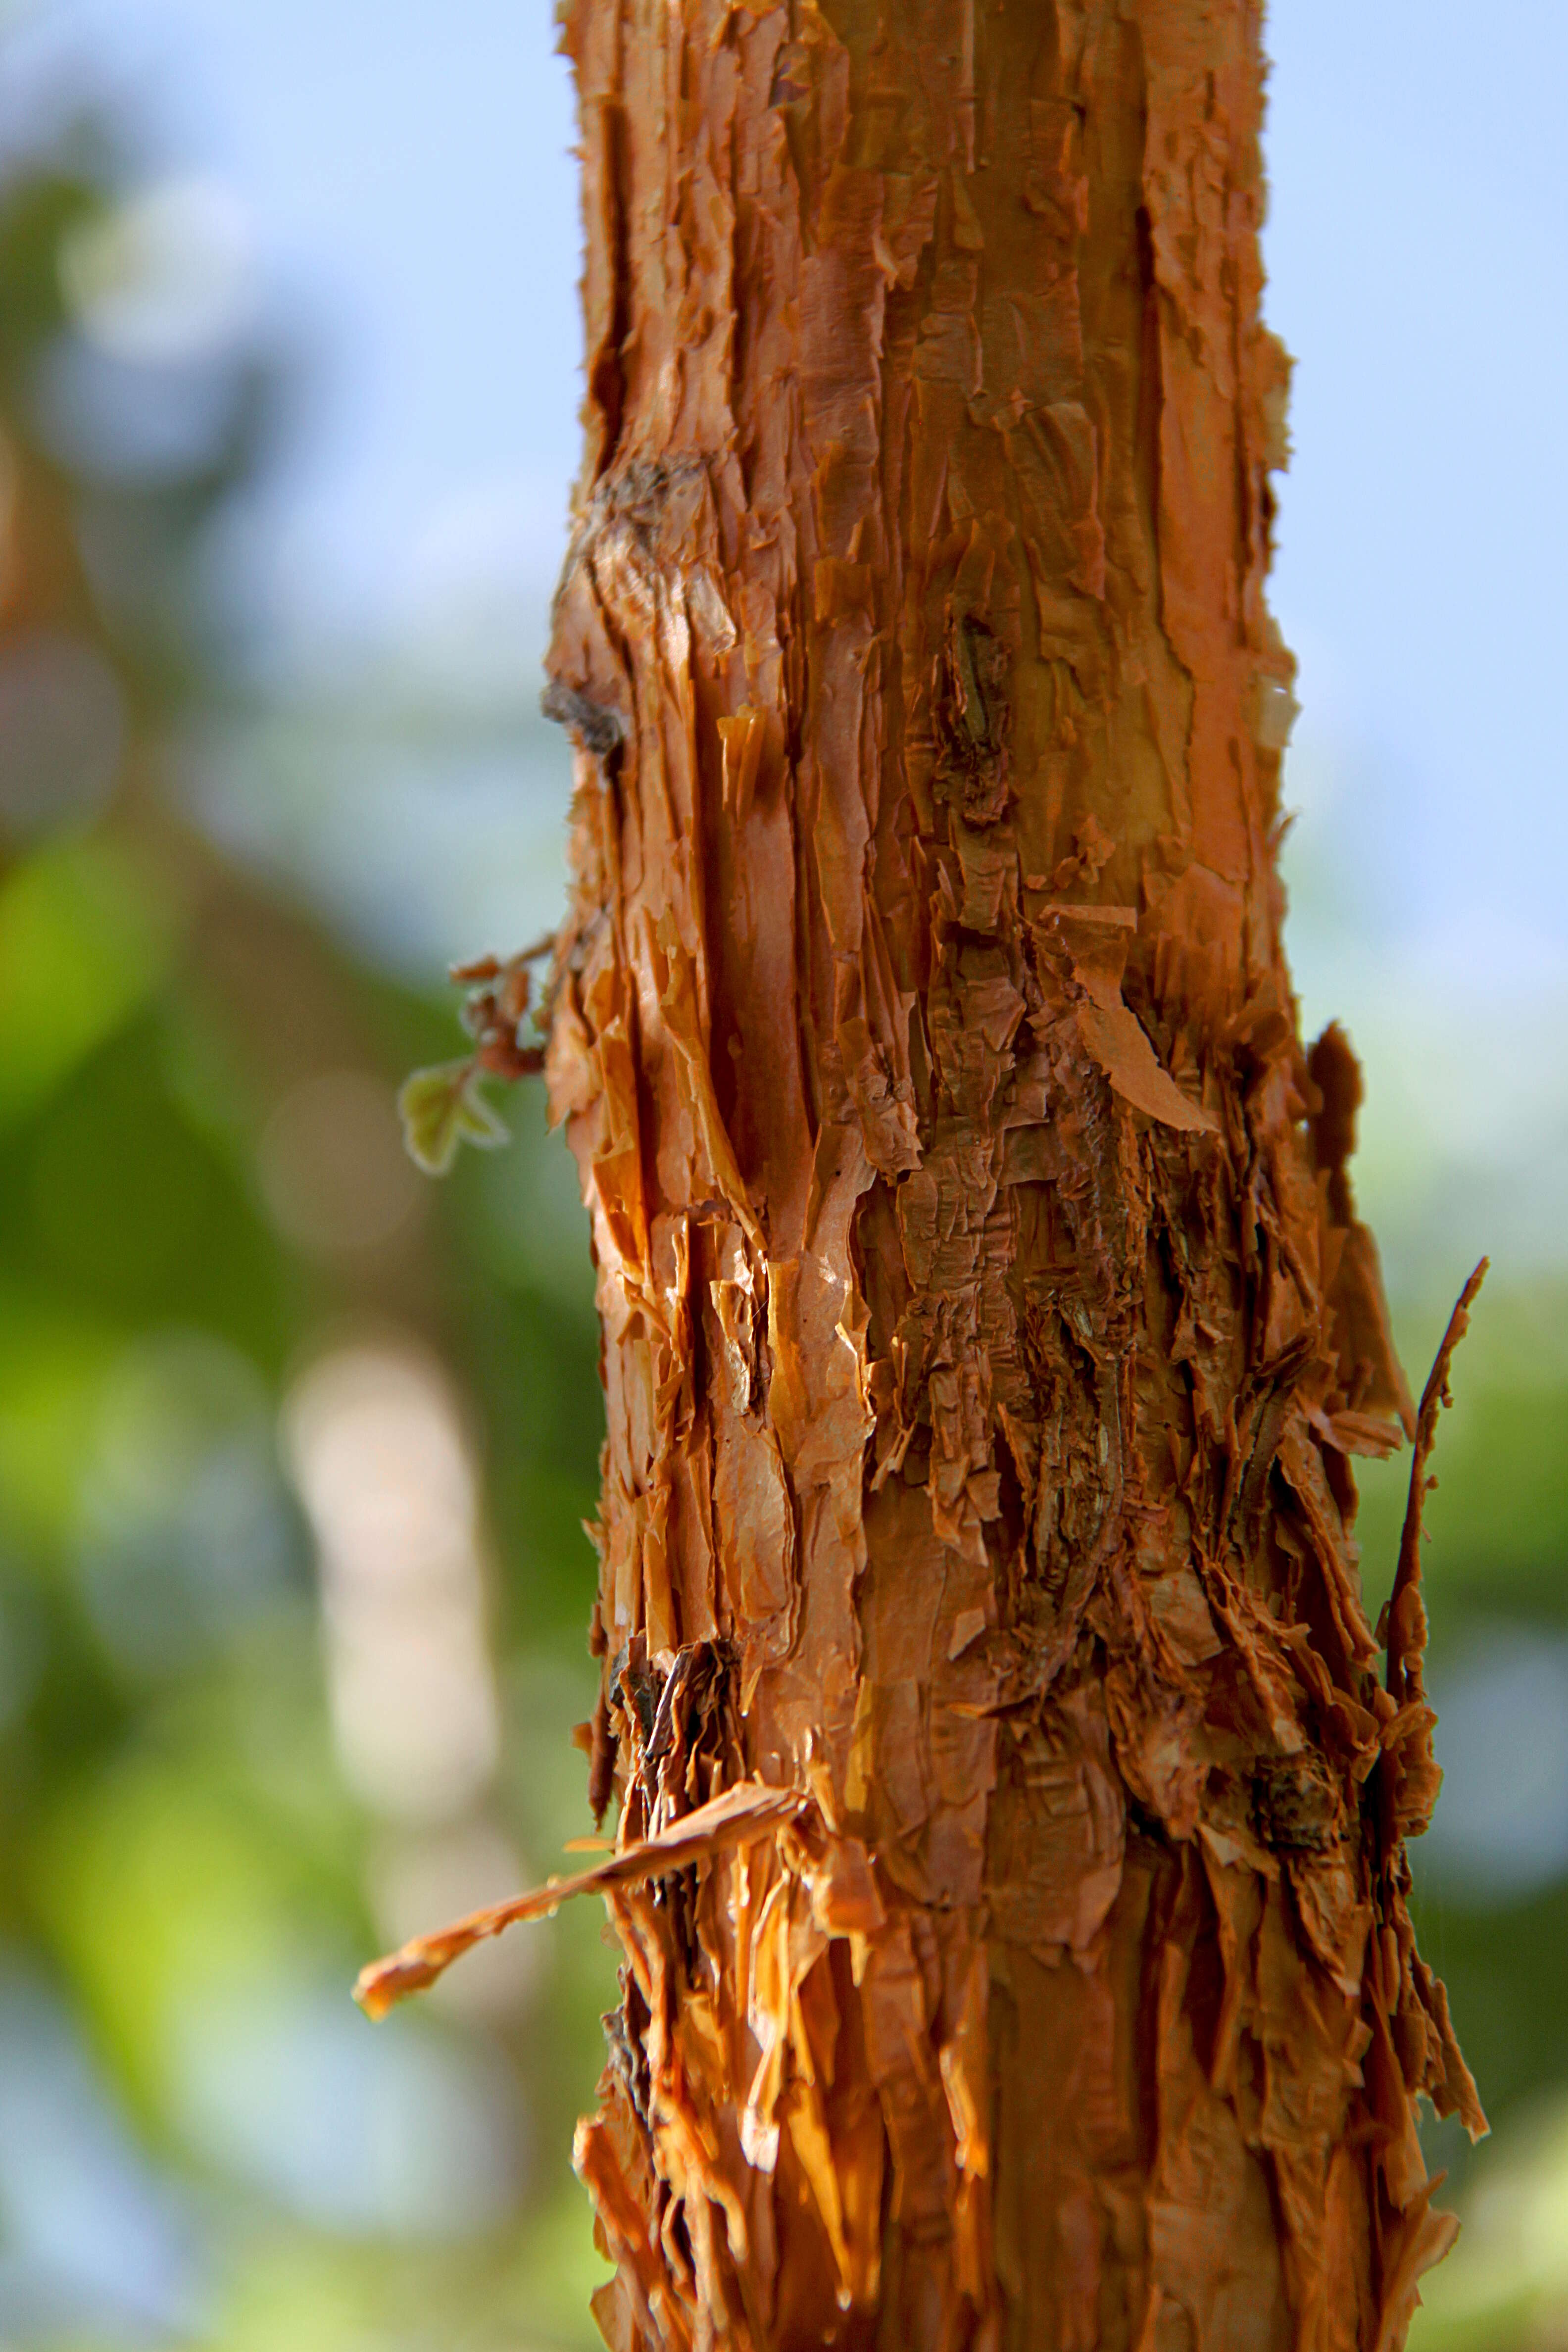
[397,1058,509,1176]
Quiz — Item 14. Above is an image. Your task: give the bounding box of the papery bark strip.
[531,4,1482,2345]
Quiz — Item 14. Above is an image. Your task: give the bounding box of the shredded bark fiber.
[368,4,1486,2346]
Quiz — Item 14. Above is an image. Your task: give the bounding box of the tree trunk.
[540,4,1482,2346]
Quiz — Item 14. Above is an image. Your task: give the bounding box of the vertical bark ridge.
[541,5,1480,2347]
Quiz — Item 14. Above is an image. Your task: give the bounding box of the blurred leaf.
[0,1013,292,1369]
[1410,1869,1568,2126]
[0,1279,116,1543]
[499,2180,611,2349]
[1409,2088,1568,2352]
[465,1080,594,1317]
[30,1753,348,2124]
[0,165,104,373]
[0,838,175,1131]
[398,1057,508,1176]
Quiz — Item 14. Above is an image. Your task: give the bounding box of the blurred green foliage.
[0,98,614,2352]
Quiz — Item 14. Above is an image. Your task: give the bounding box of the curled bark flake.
[354,1778,807,2020]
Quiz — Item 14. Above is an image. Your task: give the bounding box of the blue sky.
[17,0,1568,980]
[31,0,581,654]
[18,4,1568,1289]
[1265,0,1568,960]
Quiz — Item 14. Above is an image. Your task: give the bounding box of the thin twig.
[1385,1260,1488,1703]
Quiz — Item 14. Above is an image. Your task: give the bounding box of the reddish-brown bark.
[528,3,1482,2344]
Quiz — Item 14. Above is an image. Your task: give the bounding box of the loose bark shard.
[354,1777,805,2019]
[374,3,1485,2344]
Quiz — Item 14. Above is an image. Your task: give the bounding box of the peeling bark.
[537,5,1482,2345]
